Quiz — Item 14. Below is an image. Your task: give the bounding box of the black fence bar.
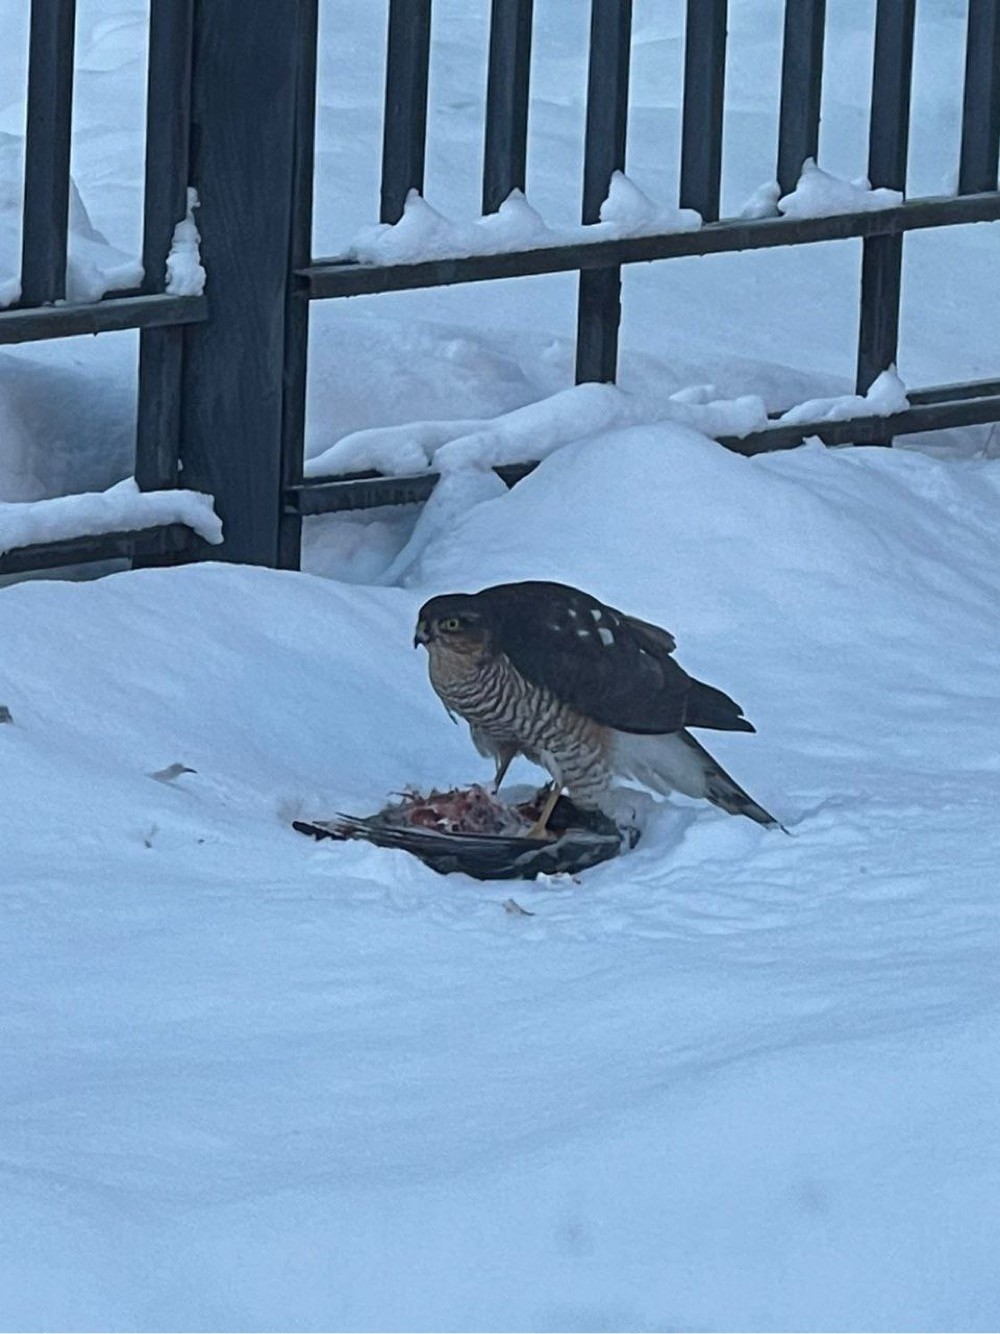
[959,0,1000,194]
[856,0,915,395]
[909,376,1000,404]
[0,524,202,577]
[575,0,632,384]
[720,394,1000,452]
[135,335,184,493]
[680,0,727,221]
[179,0,304,566]
[303,190,1000,298]
[277,0,321,571]
[0,292,206,345]
[135,0,196,498]
[19,0,77,306]
[380,0,432,223]
[482,0,534,213]
[776,0,826,198]
[141,0,195,295]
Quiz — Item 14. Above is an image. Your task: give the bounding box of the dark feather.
[462,581,754,736]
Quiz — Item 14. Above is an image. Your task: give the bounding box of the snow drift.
[2,426,1000,1330]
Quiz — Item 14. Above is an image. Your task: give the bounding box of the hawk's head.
[414,593,491,657]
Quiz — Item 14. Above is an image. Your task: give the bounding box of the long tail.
[611,728,780,827]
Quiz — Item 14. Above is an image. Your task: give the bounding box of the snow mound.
[2,426,1000,1330]
[2,424,1000,1328]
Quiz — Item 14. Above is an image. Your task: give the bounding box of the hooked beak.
[414,619,431,648]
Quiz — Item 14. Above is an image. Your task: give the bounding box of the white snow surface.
[3,426,1000,1331]
[306,382,769,479]
[778,158,905,219]
[778,366,910,426]
[0,478,222,555]
[348,175,700,266]
[164,187,206,297]
[3,3,1000,1328]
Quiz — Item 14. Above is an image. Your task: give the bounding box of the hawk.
[414,579,778,836]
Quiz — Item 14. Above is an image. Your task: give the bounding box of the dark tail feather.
[680,731,780,828]
[685,679,756,733]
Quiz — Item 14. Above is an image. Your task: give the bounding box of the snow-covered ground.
[2,2,1000,1330]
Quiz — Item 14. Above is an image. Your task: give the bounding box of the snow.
[348,175,700,266]
[306,383,768,479]
[778,158,905,219]
[597,169,701,233]
[0,478,222,554]
[778,366,910,426]
[3,431,1000,1330]
[0,133,143,308]
[3,1,1000,1329]
[164,186,206,296]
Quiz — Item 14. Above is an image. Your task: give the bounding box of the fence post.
[178,0,304,566]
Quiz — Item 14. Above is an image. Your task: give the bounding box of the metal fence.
[2,0,999,577]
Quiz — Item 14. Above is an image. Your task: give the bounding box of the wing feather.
[476,581,753,735]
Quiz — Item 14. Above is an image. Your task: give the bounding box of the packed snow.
[0,478,221,556]
[2,1,1000,1331]
[777,158,905,218]
[4,429,1000,1332]
[348,174,701,267]
[305,382,768,479]
[777,366,910,426]
[164,187,206,297]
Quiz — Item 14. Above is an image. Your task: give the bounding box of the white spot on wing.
[598,626,614,647]
[589,608,602,622]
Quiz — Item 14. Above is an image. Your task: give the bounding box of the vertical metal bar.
[482,0,534,214]
[135,333,185,495]
[679,0,727,222]
[380,0,432,223]
[141,0,195,295]
[20,0,77,306]
[959,0,1000,194]
[277,0,320,571]
[856,0,915,396]
[135,0,195,501]
[776,0,827,198]
[178,0,303,566]
[575,0,632,385]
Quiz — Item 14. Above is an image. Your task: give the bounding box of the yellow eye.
[441,617,462,632]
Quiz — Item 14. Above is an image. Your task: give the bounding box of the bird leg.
[493,752,517,789]
[525,783,563,841]
[492,745,517,794]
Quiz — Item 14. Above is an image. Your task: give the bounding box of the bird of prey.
[414,579,778,836]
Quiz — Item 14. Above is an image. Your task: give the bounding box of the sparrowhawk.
[414,579,778,835]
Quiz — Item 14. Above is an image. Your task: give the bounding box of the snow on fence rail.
[2,0,999,576]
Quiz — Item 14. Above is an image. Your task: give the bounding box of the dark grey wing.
[476,581,753,735]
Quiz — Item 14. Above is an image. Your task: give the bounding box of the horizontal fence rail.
[286,383,1000,517]
[301,191,1000,298]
